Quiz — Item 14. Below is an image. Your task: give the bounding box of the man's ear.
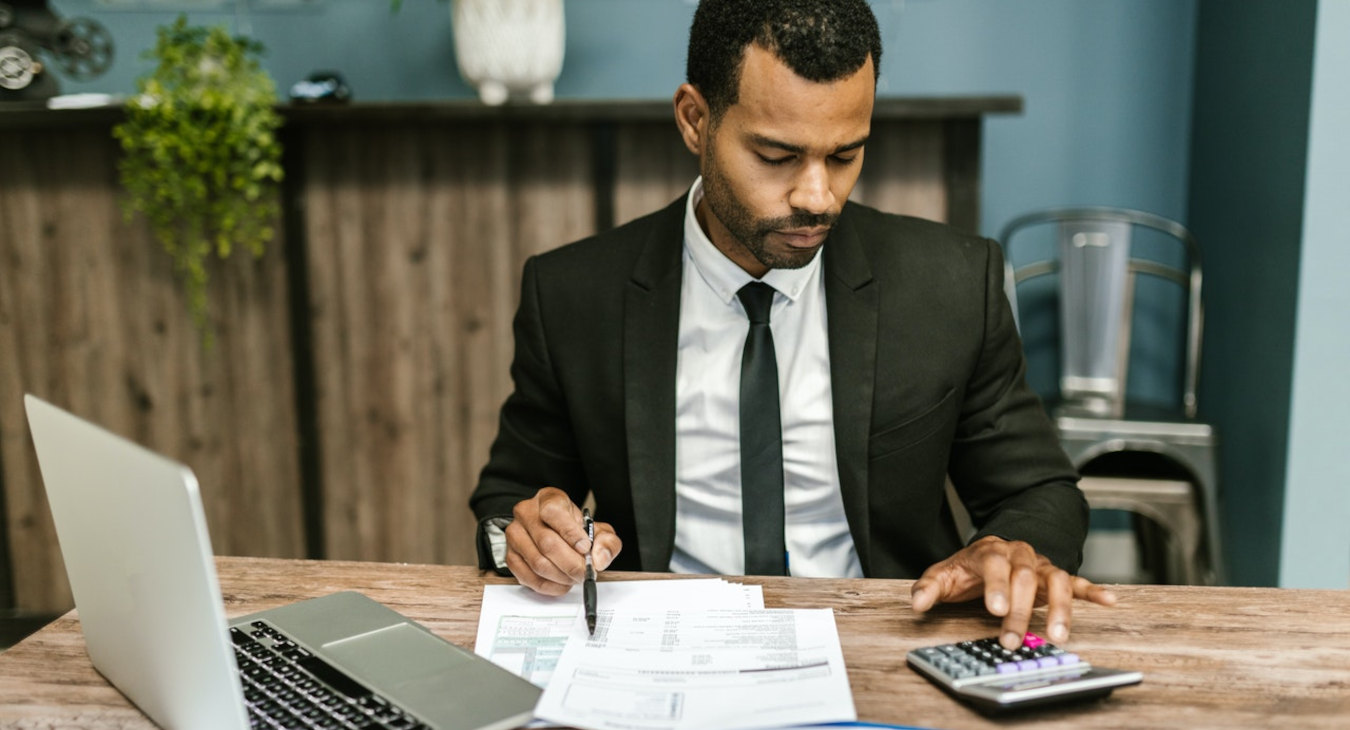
[673,83,711,156]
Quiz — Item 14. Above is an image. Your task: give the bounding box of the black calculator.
[906,632,1142,713]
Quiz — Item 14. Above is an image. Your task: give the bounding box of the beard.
[700,141,837,272]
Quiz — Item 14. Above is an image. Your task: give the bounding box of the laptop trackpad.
[321,622,538,726]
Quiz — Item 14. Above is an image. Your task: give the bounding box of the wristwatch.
[477,515,514,575]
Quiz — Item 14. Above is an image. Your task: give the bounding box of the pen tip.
[587,617,596,635]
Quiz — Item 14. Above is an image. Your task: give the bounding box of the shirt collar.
[682,177,822,305]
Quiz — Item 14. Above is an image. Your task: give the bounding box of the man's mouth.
[775,227,830,249]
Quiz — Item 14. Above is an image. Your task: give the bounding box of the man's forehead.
[725,44,875,146]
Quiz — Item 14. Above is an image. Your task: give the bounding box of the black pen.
[582,507,597,635]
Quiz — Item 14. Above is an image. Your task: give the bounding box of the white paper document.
[475,578,763,687]
[534,608,856,730]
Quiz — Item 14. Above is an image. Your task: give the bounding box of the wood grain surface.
[300,121,595,567]
[0,556,1345,729]
[0,129,304,613]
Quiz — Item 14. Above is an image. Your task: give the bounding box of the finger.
[591,524,622,571]
[978,548,1013,618]
[910,572,941,613]
[911,558,961,613]
[505,546,571,596]
[1073,576,1118,607]
[912,553,999,609]
[535,491,591,554]
[515,492,589,582]
[506,517,580,587]
[999,552,1039,650]
[1040,567,1074,643]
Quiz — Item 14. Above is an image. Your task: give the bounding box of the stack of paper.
[475,578,763,687]
[474,579,856,730]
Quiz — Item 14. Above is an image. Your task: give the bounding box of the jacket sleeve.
[947,238,1089,573]
[468,256,590,568]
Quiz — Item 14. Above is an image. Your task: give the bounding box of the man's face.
[696,44,875,278]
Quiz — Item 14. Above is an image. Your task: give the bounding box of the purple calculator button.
[1057,653,1080,666]
[996,662,1020,674]
[1037,657,1060,668]
[1017,659,1040,671]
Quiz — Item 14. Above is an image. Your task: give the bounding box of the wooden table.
[1,556,1346,729]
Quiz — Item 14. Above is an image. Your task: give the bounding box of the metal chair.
[1000,207,1223,585]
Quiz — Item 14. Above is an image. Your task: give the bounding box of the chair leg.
[1079,476,1207,585]
[1173,443,1224,584]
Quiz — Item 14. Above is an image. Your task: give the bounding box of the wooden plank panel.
[306,121,595,565]
[613,122,698,226]
[943,118,983,234]
[305,124,431,563]
[0,129,304,613]
[852,119,948,222]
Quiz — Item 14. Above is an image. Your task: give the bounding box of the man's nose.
[787,161,835,215]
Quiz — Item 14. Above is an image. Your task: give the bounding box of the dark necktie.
[737,281,786,576]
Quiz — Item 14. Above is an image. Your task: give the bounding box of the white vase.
[451,0,565,105]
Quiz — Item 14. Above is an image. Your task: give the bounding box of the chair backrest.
[1000,207,1203,418]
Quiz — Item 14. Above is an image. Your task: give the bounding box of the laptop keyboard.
[231,621,430,730]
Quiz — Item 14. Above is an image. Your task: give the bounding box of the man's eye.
[757,154,793,166]
[831,154,860,165]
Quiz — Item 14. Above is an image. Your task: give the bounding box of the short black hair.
[687,0,882,118]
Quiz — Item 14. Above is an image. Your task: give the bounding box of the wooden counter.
[0,556,1346,729]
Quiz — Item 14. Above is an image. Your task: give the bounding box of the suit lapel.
[624,198,686,571]
[824,207,878,574]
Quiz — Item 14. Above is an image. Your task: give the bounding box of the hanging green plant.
[113,15,284,347]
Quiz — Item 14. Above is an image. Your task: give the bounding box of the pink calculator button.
[1022,633,1045,649]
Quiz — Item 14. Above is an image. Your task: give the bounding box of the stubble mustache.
[755,210,839,237]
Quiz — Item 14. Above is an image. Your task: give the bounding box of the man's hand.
[910,535,1116,650]
[504,487,622,596]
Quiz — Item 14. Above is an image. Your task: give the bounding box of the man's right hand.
[505,487,622,595]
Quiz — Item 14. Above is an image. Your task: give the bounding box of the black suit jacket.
[471,196,1087,577]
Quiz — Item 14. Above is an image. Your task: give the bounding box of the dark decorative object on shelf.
[289,70,351,104]
[0,0,113,101]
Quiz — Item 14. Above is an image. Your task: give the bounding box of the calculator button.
[996,662,1020,674]
[1022,633,1045,649]
[1057,653,1080,666]
[1017,660,1040,671]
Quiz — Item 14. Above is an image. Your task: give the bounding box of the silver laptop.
[24,394,540,730]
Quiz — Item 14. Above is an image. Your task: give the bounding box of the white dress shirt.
[669,178,863,578]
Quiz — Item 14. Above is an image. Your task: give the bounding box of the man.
[470,0,1114,651]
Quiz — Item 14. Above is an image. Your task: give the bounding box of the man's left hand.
[910,535,1117,650]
